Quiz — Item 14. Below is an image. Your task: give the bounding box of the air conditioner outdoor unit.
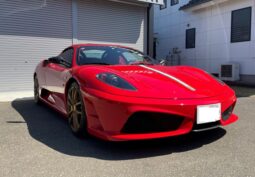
[219,63,240,81]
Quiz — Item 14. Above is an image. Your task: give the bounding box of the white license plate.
[197,103,221,124]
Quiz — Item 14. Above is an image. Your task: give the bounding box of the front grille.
[121,112,184,134]
[222,105,234,121]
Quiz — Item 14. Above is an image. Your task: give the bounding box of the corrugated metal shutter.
[0,0,72,92]
[77,0,146,52]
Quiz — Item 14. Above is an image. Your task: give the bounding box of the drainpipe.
[147,4,154,57]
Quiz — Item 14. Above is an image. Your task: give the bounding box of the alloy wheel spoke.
[68,97,72,105]
[75,101,81,107]
[74,90,77,101]
[68,109,73,116]
[68,93,74,105]
[72,113,80,130]
[72,88,77,100]
[76,110,82,115]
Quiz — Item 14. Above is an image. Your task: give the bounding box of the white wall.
[154,0,255,75]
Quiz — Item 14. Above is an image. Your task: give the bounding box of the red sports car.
[34,44,238,141]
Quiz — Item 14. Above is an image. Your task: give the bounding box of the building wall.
[154,0,255,79]
[0,0,73,92]
[76,0,147,52]
[0,0,151,93]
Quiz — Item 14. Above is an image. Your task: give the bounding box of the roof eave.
[109,0,164,5]
[179,0,230,11]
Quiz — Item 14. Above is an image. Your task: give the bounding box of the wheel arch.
[65,78,79,98]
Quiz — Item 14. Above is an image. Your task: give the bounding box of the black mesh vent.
[221,65,233,77]
[122,112,184,134]
[222,105,234,121]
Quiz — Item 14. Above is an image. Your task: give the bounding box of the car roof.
[70,43,135,50]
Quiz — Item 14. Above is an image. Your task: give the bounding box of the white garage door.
[77,0,147,52]
[0,0,72,92]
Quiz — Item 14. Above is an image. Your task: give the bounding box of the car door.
[45,47,73,112]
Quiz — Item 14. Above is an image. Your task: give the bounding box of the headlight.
[96,73,136,91]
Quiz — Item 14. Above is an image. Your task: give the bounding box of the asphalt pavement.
[0,86,255,177]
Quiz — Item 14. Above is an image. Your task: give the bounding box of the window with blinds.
[231,7,252,43]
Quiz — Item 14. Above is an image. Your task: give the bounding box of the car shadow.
[11,98,226,161]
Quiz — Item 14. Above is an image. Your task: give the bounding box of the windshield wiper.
[129,61,154,65]
[85,63,110,65]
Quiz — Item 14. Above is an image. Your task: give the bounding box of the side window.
[78,48,107,65]
[60,48,73,66]
[122,52,143,62]
[83,50,105,59]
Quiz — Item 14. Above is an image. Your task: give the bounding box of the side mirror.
[47,56,71,68]
[48,56,62,64]
[42,59,49,67]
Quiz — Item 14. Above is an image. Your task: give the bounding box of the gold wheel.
[67,82,87,136]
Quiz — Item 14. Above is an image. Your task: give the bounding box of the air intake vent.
[219,64,240,81]
[122,112,184,134]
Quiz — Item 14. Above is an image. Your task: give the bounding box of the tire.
[67,82,87,137]
[34,76,41,104]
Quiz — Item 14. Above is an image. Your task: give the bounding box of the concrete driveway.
[0,86,255,177]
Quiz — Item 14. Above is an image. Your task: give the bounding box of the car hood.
[77,65,231,100]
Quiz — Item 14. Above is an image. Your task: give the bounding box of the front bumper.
[81,88,238,141]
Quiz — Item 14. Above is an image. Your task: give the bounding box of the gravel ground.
[0,86,255,177]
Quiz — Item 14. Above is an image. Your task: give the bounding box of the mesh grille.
[122,112,184,134]
[222,105,234,121]
[221,65,233,77]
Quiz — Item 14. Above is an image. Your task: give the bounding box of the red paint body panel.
[35,44,238,141]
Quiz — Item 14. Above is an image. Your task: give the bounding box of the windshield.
[77,46,158,65]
